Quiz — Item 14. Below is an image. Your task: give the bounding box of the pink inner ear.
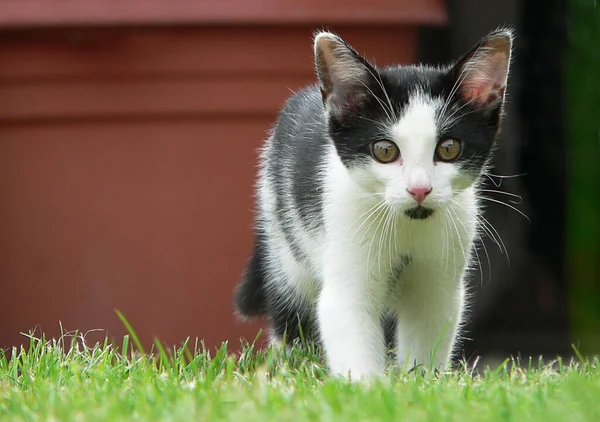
[460,51,508,107]
[462,78,505,107]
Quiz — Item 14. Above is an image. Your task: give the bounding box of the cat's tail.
[233,238,268,319]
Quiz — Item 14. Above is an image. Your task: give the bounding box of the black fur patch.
[234,234,268,317]
[404,206,435,220]
[269,294,318,345]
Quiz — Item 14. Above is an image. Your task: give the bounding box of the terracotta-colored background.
[0,1,445,352]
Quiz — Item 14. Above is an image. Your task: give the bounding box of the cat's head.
[314,29,513,220]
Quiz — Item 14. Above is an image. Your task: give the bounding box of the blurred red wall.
[0,1,445,352]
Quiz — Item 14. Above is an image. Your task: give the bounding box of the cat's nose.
[407,186,432,205]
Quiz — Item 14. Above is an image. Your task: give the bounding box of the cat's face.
[315,30,512,219]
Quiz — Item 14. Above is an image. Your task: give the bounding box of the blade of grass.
[115,309,146,355]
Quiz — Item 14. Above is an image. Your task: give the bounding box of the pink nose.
[407,186,432,205]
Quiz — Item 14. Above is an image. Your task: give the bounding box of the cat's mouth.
[404,206,435,220]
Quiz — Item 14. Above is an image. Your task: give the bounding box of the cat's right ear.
[314,32,374,117]
[450,29,513,113]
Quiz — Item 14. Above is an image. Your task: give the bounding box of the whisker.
[393,209,401,266]
[477,229,492,284]
[449,205,490,284]
[449,196,509,263]
[441,209,450,273]
[478,196,531,222]
[448,207,468,263]
[366,203,389,279]
[479,189,523,205]
[385,208,396,277]
[483,172,527,188]
[349,76,394,125]
[476,214,508,260]
[373,205,391,279]
[358,203,390,247]
[443,209,458,268]
[486,172,528,178]
[440,89,495,130]
[448,205,485,283]
[355,115,391,130]
[349,200,388,243]
[441,106,482,129]
[364,65,397,124]
[440,53,475,120]
[380,206,394,279]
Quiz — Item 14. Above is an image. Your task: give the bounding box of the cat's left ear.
[451,28,513,112]
[313,31,376,117]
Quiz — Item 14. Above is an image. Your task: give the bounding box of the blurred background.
[0,0,598,363]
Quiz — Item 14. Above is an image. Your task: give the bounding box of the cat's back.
[262,83,328,194]
[267,84,327,158]
[259,84,328,241]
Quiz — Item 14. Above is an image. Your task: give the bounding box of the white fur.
[258,92,479,380]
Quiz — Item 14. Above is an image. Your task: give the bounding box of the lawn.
[1,327,600,422]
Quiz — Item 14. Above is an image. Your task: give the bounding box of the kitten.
[234,29,513,380]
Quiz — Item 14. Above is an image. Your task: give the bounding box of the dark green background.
[566,0,600,353]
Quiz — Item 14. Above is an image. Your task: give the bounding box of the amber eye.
[371,140,400,163]
[435,138,462,162]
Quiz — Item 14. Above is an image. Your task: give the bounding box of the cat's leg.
[267,287,317,347]
[260,222,320,347]
[394,260,466,371]
[317,244,388,381]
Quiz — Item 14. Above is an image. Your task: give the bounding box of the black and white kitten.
[235,29,513,380]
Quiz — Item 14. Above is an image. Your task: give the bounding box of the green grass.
[1,330,600,421]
